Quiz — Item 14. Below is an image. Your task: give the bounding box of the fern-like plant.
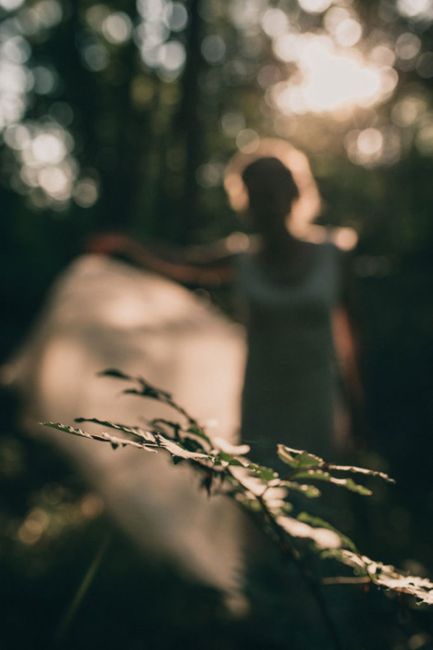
[44,369,433,650]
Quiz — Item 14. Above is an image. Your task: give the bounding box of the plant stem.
[53,532,111,645]
[322,576,370,586]
[255,493,345,650]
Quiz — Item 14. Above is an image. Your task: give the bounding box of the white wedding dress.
[5,254,246,596]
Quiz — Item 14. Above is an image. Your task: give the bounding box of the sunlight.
[32,131,67,164]
[298,0,332,13]
[271,33,397,115]
[225,137,322,228]
[0,0,24,9]
[0,60,28,128]
[345,125,401,167]
[6,123,81,205]
[73,178,99,208]
[397,0,433,20]
[391,95,427,127]
[101,12,132,45]
[324,7,362,47]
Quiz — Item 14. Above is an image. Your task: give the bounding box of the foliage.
[44,368,433,621]
[2,0,433,253]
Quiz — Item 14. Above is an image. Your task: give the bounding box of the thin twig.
[54,532,111,644]
[228,470,344,650]
[255,492,345,650]
[322,576,371,586]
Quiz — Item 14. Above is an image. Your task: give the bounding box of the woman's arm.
[332,306,363,405]
[86,232,236,286]
[332,250,364,447]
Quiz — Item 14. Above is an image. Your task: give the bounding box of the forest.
[1,0,433,648]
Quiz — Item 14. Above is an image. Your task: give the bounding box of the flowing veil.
[5,254,246,595]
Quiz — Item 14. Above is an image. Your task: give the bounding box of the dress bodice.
[237,242,341,366]
[236,241,343,460]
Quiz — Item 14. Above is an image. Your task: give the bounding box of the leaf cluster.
[44,369,433,608]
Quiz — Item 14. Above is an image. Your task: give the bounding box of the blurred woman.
[89,139,362,463]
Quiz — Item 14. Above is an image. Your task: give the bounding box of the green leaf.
[297,512,357,551]
[248,463,277,482]
[98,368,132,380]
[212,437,251,456]
[100,368,173,401]
[330,477,372,496]
[327,550,433,605]
[292,469,331,481]
[43,421,155,452]
[45,372,432,609]
[291,469,372,496]
[277,445,324,469]
[281,481,321,498]
[327,464,395,485]
[215,451,244,466]
[156,434,210,461]
[277,515,342,550]
[74,417,155,442]
[187,424,211,444]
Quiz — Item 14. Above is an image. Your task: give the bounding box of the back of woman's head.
[241,157,300,235]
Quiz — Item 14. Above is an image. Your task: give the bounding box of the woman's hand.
[86,232,133,256]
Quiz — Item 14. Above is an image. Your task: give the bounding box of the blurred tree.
[0,0,432,251]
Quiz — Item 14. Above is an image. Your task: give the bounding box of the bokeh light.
[298,0,333,15]
[158,40,186,74]
[81,40,109,72]
[0,60,29,128]
[417,52,433,78]
[221,112,245,137]
[416,117,433,154]
[102,12,132,45]
[19,0,63,33]
[345,126,401,167]
[4,121,85,206]
[235,129,260,154]
[1,0,433,199]
[271,34,397,115]
[395,33,422,62]
[73,178,99,208]
[391,95,427,127]
[396,0,433,20]
[163,2,188,32]
[261,8,289,38]
[32,65,58,95]
[324,8,363,47]
[227,0,265,29]
[135,0,187,78]
[196,161,224,188]
[201,35,226,65]
[0,0,25,9]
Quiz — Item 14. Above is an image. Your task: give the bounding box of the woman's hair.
[241,157,300,232]
[224,138,321,235]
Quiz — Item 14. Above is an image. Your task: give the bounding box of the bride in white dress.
[3,138,360,601]
[87,139,361,462]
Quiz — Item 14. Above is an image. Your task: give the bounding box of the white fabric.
[6,254,246,593]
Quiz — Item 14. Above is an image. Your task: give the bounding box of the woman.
[89,139,362,462]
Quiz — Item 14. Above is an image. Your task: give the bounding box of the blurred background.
[1,0,433,648]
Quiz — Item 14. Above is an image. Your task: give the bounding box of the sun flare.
[271,34,397,116]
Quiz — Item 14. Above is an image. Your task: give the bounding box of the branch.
[42,369,433,618]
